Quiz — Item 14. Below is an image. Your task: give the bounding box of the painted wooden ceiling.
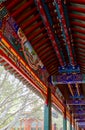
[2,0,85,128]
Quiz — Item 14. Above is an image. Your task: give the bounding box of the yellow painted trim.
[1,37,76,125]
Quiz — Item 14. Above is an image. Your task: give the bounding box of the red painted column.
[24,119,31,130]
[36,123,38,130]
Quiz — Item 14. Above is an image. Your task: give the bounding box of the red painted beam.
[70,0,85,4]
[75,48,85,54]
[69,6,85,13]
[50,68,57,73]
[48,4,55,11]
[50,11,58,17]
[72,27,85,34]
[42,53,57,64]
[7,0,21,10]
[0,49,46,96]
[74,39,85,45]
[1,34,48,90]
[21,14,40,29]
[77,52,85,57]
[32,38,49,47]
[37,44,50,54]
[71,21,85,28]
[0,34,64,112]
[45,0,54,3]
[56,0,75,65]
[17,7,37,24]
[81,70,85,74]
[36,0,64,66]
[41,53,54,62]
[31,33,47,45]
[46,60,58,68]
[79,63,85,68]
[37,49,53,59]
[42,58,58,69]
[81,66,85,71]
[12,0,34,17]
[32,33,49,45]
[77,50,85,57]
[77,53,85,59]
[77,55,85,63]
[43,56,58,65]
[51,71,58,75]
[75,44,85,50]
[69,13,85,21]
[43,55,53,64]
[43,54,56,63]
[28,28,45,41]
[48,67,58,74]
[81,66,85,69]
[77,60,85,64]
[39,49,54,59]
[25,21,43,35]
[77,57,85,62]
[73,34,85,40]
[36,49,52,61]
[79,53,85,57]
[46,65,57,73]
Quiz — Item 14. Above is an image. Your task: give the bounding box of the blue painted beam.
[54,1,72,64]
[76,119,85,122]
[71,108,85,113]
[66,99,85,105]
[70,95,84,99]
[73,112,85,115]
[62,0,77,62]
[58,64,80,74]
[49,73,85,85]
[41,0,66,64]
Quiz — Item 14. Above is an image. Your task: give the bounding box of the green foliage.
[0,66,44,129]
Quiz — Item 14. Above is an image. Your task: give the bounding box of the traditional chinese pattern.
[1,7,49,85]
[50,73,83,84]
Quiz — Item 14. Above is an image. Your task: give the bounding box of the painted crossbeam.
[78,123,85,127]
[49,73,85,85]
[66,99,85,105]
[74,115,85,119]
[58,65,80,74]
[72,110,85,115]
[76,119,85,122]
[73,112,85,115]
[72,108,85,113]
